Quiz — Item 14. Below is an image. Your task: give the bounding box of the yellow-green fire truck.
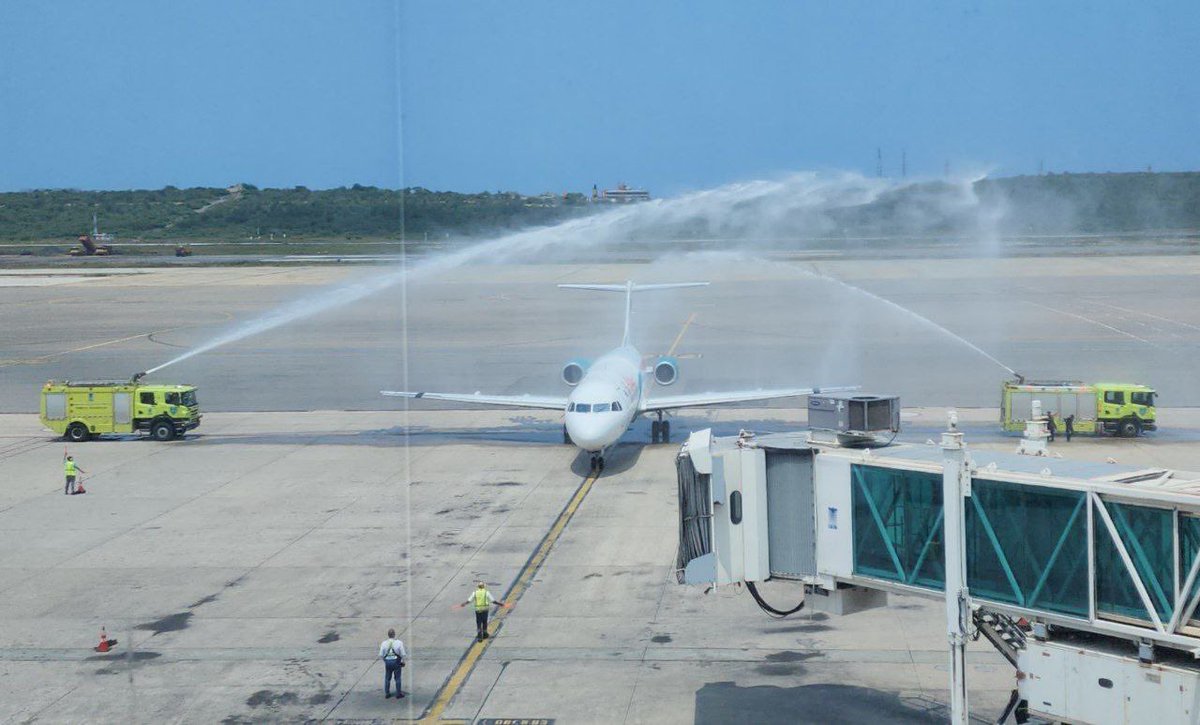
[40,377,201,442]
[1001,379,1156,437]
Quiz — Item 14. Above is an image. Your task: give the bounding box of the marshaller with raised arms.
[383,281,853,471]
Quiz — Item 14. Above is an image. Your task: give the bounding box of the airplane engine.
[653,356,679,386]
[562,358,590,386]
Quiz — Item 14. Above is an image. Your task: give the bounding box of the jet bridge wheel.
[651,420,661,443]
[660,421,670,443]
[563,425,572,445]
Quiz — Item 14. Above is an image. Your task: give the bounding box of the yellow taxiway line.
[0,329,178,367]
[666,312,697,357]
[0,313,233,368]
[416,470,603,723]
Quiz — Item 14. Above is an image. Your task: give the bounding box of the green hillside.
[977,172,1200,233]
[0,185,591,243]
[2,172,1198,246]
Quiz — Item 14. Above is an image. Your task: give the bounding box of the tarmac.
[1,254,1199,722]
[3,253,1200,413]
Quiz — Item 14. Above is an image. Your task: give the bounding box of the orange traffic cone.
[96,627,110,653]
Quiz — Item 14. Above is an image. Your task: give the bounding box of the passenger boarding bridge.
[675,425,1200,724]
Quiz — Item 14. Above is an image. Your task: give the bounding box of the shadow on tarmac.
[47,415,1189,453]
[694,682,945,724]
[65,415,824,449]
[568,441,646,477]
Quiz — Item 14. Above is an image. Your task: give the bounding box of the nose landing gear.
[589,453,605,473]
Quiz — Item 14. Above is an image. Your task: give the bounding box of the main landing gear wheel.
[650,413,670,444]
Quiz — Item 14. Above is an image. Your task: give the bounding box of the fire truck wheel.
[151,420,176,441]
[1119,418,1141,438]
[66,423,91,442]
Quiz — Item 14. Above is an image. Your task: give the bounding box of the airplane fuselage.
[382,280,844,471]
[563,345,643,453]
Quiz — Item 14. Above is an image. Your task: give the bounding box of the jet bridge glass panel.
[1095,501,1175,623]
[851,465,945,589]
[1179,515,1200,628]
[965,479,1089,618]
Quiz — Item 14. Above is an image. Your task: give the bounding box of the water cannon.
[131,371,147,384]
[1013,372,1026,385]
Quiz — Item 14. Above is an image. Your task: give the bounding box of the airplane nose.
[565,415,608,451]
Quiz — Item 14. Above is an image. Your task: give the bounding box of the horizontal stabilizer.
[559,280,709,346]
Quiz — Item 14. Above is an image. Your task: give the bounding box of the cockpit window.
[611,401,622,411]
[568,402,575,412]
[593,403,611,412]
[575,403,591,413]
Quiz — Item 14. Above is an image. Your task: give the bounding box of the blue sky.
[1,1,1197,194]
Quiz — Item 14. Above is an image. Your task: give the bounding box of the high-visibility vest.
[64,460,76,476]
[472,588,491,611]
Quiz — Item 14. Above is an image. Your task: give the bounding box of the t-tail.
[557,281,709,346]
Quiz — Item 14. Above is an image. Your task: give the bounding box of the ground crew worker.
[1065,414,1075,442]
[379,628,407,699]
[1046,410,1057,442]
[64,455,86,495]
[462,581,505,641]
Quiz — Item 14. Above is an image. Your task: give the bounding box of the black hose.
[745,581,805,618]
[995,689,1020,724]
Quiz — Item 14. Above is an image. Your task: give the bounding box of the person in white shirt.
[379,628,408,699]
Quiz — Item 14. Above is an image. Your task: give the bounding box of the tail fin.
[558,281,709,346]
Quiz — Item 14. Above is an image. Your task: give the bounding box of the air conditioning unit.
[808,393,900,446]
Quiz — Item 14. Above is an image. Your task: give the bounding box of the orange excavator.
[67,212,114,256]
[68,233,112,256]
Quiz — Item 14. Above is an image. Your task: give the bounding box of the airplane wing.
[381,390,567,411]
[642,386,859,412]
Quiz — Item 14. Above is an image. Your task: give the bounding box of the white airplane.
[383,281,854,471]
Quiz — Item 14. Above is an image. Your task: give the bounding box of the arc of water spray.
[142,219,617,374]
[142,217,634,374]
[143,172,893,374]
[797,266,1018,377]
[143,171,1006,375]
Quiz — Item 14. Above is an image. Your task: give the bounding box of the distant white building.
[592,183,650,203]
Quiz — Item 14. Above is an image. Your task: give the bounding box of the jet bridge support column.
[942,424,969,724]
